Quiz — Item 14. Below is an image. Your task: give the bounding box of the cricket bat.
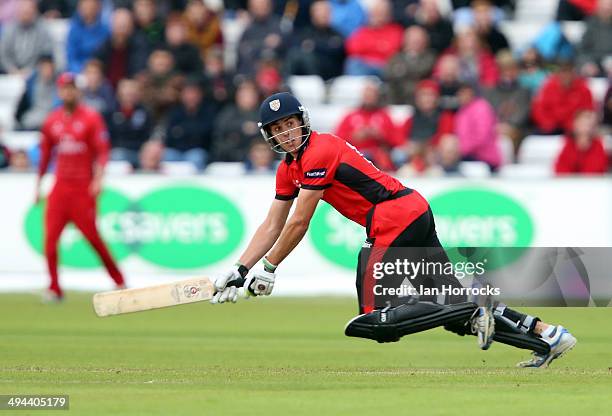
[93,277,215,317]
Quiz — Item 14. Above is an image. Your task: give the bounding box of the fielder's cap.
[416,79,440,95]
[56,72,77,88]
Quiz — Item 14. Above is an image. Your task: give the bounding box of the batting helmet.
[258,92,311,153]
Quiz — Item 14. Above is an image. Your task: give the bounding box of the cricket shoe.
[41,289,64,304]
[470,306,495,350]
[517,326,577,368]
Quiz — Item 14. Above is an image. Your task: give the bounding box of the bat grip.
[226,277,246,288]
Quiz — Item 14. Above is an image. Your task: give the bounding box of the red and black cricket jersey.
[275,131,409,226]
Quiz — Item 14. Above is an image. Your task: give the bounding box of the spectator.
[555,110,608,174]
[531,59,594,134]
[0,0,19,26]
[518,47,549,94]
[328,0,367,38]
[274,0,314,32]
[203,47,236,110]
[384,25,436,104]
[9,149,31,171]
[397,133,462,177]
[163,78,215,171]
[402,0,454,53]
[344,0,404,77]
[255,58,287,97]
[577,0,612,77]
[0,143,9,169]
[335,81,401,170]
[434,26,499,88]
[184,0,223,58]
[236,0,285,75]
[212,79,261,162]
[38,0,73,19]
[138,48,183,124]
[285,0,345,81]
[0,0,53,77]
[435,54,461,112]
[94,8,149,90]
[452,0,509,28]
[66,0,110,74]
[472,0,510,55]
[393,80,454,171]
[557,0,597,21]
[80,59,115,115]
[244,139,276,173]
[483,51,531,156]
[106,79,153,168]
[15,54,58,130]
[604,85,612,127]
[164,14,203,75]
[454,82,501,170]
[139,139,163,172]
[391,0,419,27]
[133,0,164,48]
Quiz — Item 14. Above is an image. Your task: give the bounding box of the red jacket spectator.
[568,0,597,15]
[554,136,608,174]
[554,109,608,174]
[531,68,594,134]
[433,27,499,89]
[402,111,454,147]
[345,22,403,68]
[335,83,401,171]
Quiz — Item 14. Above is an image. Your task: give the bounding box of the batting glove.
[244,257,277,298]
[210,263,248,304]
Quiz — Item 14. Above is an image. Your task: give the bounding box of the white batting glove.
[210,264,248,304]
[244,257,277,298]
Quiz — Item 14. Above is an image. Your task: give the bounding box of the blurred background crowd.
[0,0,610,177]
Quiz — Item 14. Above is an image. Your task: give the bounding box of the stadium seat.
[307,104,350,133]
[0,75,26,107]
[1,130,40,151]
[46,19,69,71]
[561,21,586,45]
[388,105,413,126]
[499,21,547,52]
[514,0,559,22]
[288,75,326,107]
[588,77,609,105]
[457,161,491,178]
[517,135,564,165]
[0,103,17,131]
[498,163,554,178]
[160,161,199,175]
[205,162,246,176]
[105,161,133,175]
[328,76,380,107]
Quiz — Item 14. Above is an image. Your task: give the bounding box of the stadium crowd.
[0,0,610,176]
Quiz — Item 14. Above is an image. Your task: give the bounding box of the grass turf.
[1,293,611,415]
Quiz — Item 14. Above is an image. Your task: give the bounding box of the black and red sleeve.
[275,162,299,200]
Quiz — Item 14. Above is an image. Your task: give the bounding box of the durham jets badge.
[269,99,281,111]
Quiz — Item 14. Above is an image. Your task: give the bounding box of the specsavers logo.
[24,186,244,269]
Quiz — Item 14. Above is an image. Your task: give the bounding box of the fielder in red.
[35,72,125,300]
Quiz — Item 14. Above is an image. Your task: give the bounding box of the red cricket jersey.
[275,131,407,226]
[39,104,110,185]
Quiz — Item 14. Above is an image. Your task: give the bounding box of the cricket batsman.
[211,92,576,368]
[35,72,126,301]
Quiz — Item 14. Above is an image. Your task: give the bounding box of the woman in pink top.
[454,82,502,170]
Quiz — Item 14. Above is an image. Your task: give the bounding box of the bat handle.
[226,277,246,288]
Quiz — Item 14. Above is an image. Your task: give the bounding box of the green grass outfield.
[1,293,611,415]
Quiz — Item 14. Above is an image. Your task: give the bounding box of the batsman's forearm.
[238,221,283,269]
[266,220,309,266]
